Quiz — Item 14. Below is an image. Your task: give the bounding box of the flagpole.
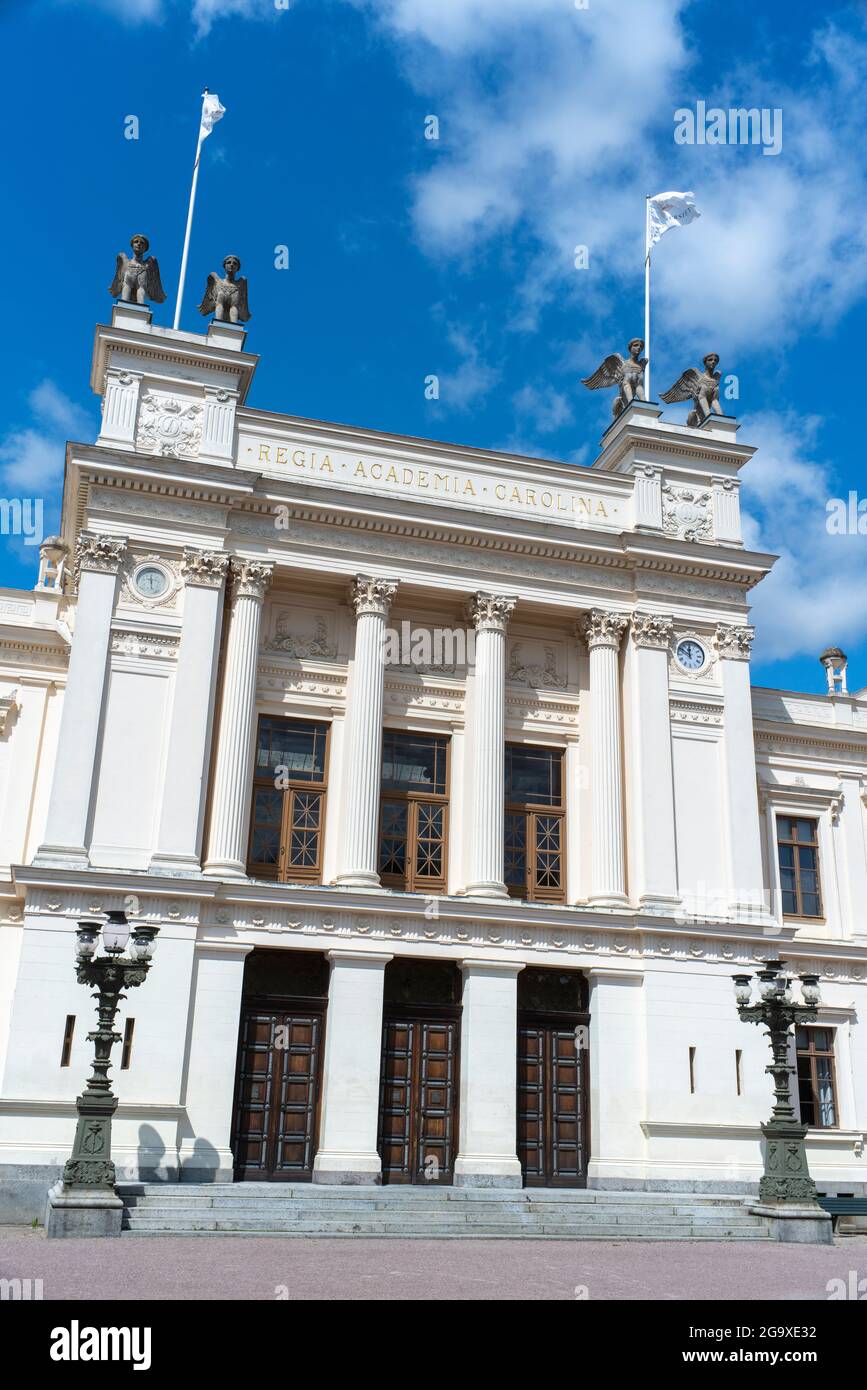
[173,90,208,331]
[644,195,651,402]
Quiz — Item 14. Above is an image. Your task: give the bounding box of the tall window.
[504,743,566,903]
[378,730,449,892]
[247,717,329,882]
[796,1027,838,1128]
[776,816,822,918]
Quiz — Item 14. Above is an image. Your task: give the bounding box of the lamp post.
[45,911,159,1238]
[732,959,832,1243]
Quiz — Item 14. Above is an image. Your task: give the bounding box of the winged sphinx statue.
[109,234,166,306]
[198,255,251,323]
[661,353,723,426]
[582,339,647,418]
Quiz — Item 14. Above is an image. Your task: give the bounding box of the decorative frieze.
[632,613,674,650]
[110,630,180,660]
[662,482,713,543]
[265,613,337,660]
[136,391,203,459]
[181,549,231,590]
[507,640,566,689]
[715,623,754,661]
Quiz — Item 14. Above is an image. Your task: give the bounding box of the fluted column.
[334,575,398,888]
[581,609,629,907]
[465,593,515,898]
[203,558,273,878]
[36,531,127,866]
[715,623,767,921]
[151,550,230,874]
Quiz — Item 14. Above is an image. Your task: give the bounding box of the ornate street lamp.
[733,959,831,1242]
[45,911,159,1238]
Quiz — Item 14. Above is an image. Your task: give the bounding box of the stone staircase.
[118,1184,773,1240]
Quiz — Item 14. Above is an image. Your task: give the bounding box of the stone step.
[118,1184,747,1204]
[122,1221,772,1239]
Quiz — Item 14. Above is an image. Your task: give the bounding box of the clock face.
[676,639,705,672]
[134,565,169,599]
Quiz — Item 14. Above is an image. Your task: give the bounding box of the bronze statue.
[109,234,166,305]
[661,353,723,426]
[582,339,647,418]
[198,255,251,323]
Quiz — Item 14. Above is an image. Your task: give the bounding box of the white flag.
[647,190,700,250]
[199,92,225,141]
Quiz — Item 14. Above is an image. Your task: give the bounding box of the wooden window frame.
[795,1026,839,1130]
[775,815,823,920]
[378,731,450,894]
[247,716,330,884]
[505,743,566,904]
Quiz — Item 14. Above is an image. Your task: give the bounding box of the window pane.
[256,717,327,782]
[815,1058,836,1127]
[505,812,528,888]
[534,814,562,890]
[795,1027,810,1050]
[776,816,793,840]
[381,731,447,794]
[778,845,794,869]
[797,846,817,872]
[800,893,820,917]
[379,800,409,877]
[796,818,817,843]
[781,888,798,915]
[811,1029,831,1051]
[505,744,563,806]
[415,803,444,880]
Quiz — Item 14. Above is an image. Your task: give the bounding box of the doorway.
[517,968,589,1187]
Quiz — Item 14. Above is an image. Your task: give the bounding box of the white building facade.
[0,303,865,1220]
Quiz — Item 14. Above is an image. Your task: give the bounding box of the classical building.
[0,300,865,1221]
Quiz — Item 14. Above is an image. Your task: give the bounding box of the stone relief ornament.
[662,482,713,542]
[109,234,166,305]
[466,592,516,633]
[74,532,128,581]
[136,392,203,459]
[660,353,724,426]
[631,613,674,650]
[181,549,230,589]
[582,339,647,418]
[266,614,337,660]
[350,574,398,619]
[198,255,251,323]
[230,558,274,602]
[579,609,629,650]
[508,642,566,689]
[714,623,755,661]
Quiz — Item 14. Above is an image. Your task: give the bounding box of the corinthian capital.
[579,608,629,651]
[714,623,754,661]
[350,574,398,619]
[632,612,674,650]
[182,548,231,589]
[230,557,274,602]
[466,592,516,634]
[74,530,128,578]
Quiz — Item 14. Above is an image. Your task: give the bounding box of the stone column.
[334,575,397,888]
[586,968,647,1187]
[581,609,629,907]
[454,960,524,1187]
[180,941,253,1181]
[629,613,679,911]
[203,558,273,879]
[36,532,127,866]
[465,593,515,898]
[313,950,393,1184]
[716,624,767,921]
[151,550,230,875]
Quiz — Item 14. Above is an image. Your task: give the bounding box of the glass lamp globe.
[75,922,100,961]
[732,974,752,1006]
[129,924,159,962]
[102,910,130,954]
[800,974,821,1005]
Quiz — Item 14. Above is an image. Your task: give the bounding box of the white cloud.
[512,383,573,434]
[740,411,867,665]
[431,321,500,413]
[0,383,91,494]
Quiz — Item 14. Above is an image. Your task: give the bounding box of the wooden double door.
[231,951,328,1182]
[377,961,461,1185]
[517,970,589,1187]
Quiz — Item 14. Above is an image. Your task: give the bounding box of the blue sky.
[2,0,867,694]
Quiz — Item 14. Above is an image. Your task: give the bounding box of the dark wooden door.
[232,1004,324,1181]
[378,1012,458,1184]
[517,1014,588,1187]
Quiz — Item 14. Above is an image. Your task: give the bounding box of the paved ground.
[1,1227,866,1300]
